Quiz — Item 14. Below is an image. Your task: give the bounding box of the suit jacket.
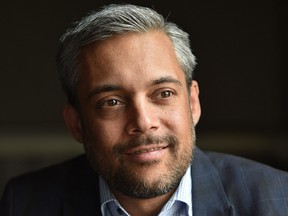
[1,147,288,216]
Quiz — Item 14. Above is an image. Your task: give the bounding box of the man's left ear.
[189,80,201,125]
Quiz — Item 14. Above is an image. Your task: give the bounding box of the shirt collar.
[99,166,192,216]
[160,166,192,215]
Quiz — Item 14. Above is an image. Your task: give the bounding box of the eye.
[160,90,173,98]
[97,98,124,109]
[106,99,119,106]
[152,89,176,102]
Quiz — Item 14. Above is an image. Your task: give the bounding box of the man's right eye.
[99,98,124,108]
[105,99,119,106]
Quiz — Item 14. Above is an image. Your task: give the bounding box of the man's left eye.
[160,91,173,98]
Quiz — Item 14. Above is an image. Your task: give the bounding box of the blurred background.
[0,0,287,196]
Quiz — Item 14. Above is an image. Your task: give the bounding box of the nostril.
[126,101,159,134]
[126,119,158,135]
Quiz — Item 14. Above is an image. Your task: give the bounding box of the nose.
[126,99,159,135]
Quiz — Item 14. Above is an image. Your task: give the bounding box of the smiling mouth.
[125,145,169,155]
[113,134,178,161]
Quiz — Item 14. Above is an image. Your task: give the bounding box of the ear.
[189,80,201,125]
[63,103,84,143]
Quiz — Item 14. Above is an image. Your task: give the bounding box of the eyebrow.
[151,76,182,86]
[87,84,122,100]
[87,76,182,100]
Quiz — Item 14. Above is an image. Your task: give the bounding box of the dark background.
[1,0,287,196]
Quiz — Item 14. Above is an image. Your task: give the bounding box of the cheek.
[164,104,193,146]
[84,119,123,154]
[165,104,191,128]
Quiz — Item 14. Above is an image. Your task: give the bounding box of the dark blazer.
[1,147,288,216]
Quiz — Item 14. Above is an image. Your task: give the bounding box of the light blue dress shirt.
[99,166,192,216]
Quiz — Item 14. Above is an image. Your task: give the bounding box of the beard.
[83,128,195,199]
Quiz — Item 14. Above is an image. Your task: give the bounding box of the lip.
[125,144,169,162]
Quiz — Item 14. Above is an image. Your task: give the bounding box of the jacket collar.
[192,147,233,215]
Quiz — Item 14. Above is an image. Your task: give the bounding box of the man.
[1,3,288,216]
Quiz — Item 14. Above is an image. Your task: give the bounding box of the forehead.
[78,31,185,91]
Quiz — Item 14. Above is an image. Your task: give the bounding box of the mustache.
[113,134,179,155]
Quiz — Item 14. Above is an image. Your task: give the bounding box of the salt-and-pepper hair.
[56,4,197,105]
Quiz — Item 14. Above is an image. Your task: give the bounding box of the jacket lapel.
[192,147,234,216]
[62,156,102,216]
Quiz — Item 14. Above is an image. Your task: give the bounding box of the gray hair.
[56,4,197,105]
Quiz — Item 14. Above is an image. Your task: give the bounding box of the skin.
[63,31,201,216]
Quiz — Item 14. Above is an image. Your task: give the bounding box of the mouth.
[124,144,169,162]
[126,144,169,155]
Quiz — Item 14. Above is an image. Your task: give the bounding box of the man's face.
[65,31,201,198]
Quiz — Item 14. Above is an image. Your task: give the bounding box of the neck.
[112,189,176,216]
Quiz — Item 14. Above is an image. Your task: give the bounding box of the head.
[57,4,196,106]
[57,4,201,199]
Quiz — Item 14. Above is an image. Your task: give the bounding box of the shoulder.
[0,154,99,216]
[203,150,288,180]
[197,149,288,214]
